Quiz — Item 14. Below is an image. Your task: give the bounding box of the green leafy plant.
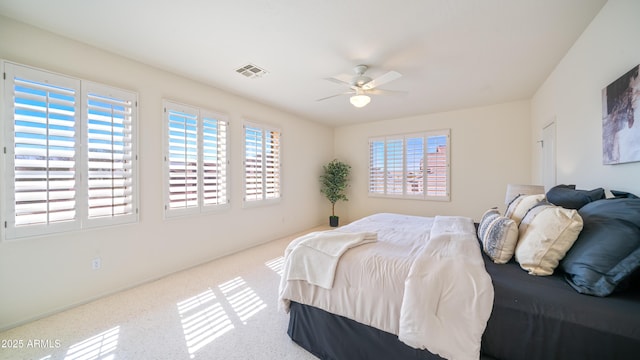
[320,159,351,222]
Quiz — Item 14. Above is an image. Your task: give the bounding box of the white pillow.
[482,216,519,264]
[505,194,546,226]
[515,204,583,276]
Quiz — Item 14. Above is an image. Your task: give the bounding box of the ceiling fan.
[318,65,404,108]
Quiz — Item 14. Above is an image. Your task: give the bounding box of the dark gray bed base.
[287,301,446,360]
[287,251,640,360]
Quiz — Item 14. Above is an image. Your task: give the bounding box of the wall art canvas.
[602,64,640,165]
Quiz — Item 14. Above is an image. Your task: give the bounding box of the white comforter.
[279,213,494,360]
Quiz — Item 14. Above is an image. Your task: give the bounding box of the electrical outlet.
[92,257,101,270]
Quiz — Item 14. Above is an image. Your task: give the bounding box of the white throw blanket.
[281,230,377,289]
[399,216,494,360]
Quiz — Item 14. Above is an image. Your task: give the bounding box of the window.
[243,122,281,205]
[163,100,228,218]
[369,129,450,201]
[83,82,137,226]
[2,61,138,240]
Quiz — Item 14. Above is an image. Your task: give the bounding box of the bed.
[279,192,640,360]
[279,213,494,360]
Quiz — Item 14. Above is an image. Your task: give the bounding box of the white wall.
[531,0,640,195]
[0,16,334,330]
[334,100,532,222]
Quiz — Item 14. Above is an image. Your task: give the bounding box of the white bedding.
[278,213,494,360]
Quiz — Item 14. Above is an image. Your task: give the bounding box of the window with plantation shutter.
[368,130,450,201]
[202,111,228,206]
[84,83,137,226]
[386,137,404,195]
[243,122,281,205]
[426,134,448,197]
[2,61,138,240]
[368,140,385,194]
[163,100,228,218]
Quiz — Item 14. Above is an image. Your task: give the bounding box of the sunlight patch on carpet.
[178,289,234,358]
[177,276,267,357]
[265,256,284,276]
[64,326,119,360]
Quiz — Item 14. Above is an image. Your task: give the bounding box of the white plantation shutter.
[244,122,281,204]
[367,130,449,201]
[368,139,385,194]
[163,101,229,218]
[3,61,139,240]
[426,134,449,197]
[4,64,81,238]
[201,112,228,207]
[165,102,199,215]
[84,83,137,226]
[264,129,281,199]
[405,136,424,196]
[244,125,263,202]
[386,137,404,195]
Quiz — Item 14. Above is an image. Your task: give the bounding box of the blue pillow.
[546,184,605,210]
[561,198,640,296]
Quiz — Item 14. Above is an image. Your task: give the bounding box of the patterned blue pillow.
[478,208,500,240]
[482,216,519,264]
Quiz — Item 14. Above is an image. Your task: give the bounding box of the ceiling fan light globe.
[350,94,371,108]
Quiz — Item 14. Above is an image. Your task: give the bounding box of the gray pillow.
[546,184,605,210]
[561,198,640,296]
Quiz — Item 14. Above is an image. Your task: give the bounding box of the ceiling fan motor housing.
[352,65,372,87]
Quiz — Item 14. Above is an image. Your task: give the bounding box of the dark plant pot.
[329,216,339,227]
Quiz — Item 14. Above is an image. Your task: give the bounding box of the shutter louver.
[13,77,78,227]
[86,92,134,218]
[168,109,199,210]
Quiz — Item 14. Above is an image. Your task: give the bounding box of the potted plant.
[320,159,351,227]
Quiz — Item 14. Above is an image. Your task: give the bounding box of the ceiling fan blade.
[367,88,408,96]
[316,91,355,102]
[324,73,354,87]
[362,70,402,90]
[333,73,353,83]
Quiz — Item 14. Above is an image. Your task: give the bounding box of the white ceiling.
[0,0,607,126]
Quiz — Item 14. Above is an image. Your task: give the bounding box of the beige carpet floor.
[0,227,327,360]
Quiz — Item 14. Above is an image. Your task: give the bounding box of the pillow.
[505,194,546,226]
[482,216,518,264]
[546,184,605,209]
[561,198,640,296]
[610,190,640,199]
[515,204,583,276]
[477,208,500,240]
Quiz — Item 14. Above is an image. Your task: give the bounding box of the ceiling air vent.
[235,63,268,79]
